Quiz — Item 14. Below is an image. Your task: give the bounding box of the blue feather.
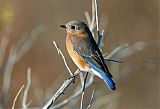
[84,56,116,90]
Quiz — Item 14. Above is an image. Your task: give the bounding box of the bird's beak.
[60,25,66,29]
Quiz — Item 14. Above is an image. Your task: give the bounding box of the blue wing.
[73,46,116,90]
[70,34,113,78]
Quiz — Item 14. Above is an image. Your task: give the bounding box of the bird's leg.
[105,59,123,63]
[83,72,89,91]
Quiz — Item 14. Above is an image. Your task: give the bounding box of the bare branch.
[90,0,96,31]
[32,75,45,106]
[43,79,74,109]
[87,90,94,109]
[84,11,91,27]
[94,0,103,48]
[0,25,45,108]
[50,74,94,109]
[80,92,84,109]
[53,41,73,76]
[94,0,99,31]
[12,85,25,109]
[22,68,32,108]
[0,24,12,67]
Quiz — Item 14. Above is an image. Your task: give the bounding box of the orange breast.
[66,35,89,69]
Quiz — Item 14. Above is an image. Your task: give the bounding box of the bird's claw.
[68,75,76,83]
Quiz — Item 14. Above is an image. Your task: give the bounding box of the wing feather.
[70,33,112,78]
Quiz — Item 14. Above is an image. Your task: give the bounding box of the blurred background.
[0,0,159,109]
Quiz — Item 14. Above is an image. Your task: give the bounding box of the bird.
[60,20,116,90]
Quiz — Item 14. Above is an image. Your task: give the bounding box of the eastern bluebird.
[60,20,116,90]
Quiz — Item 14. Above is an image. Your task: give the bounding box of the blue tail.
[91,64,116,91]
[83,57,116,90]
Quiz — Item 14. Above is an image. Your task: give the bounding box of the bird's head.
[60,20,89,34]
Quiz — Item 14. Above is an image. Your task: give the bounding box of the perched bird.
[60,20,116,90]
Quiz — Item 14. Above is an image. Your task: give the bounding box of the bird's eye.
[71,26,76,29]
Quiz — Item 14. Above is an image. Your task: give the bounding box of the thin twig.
[80,92,84,109]
[94,0,102,47]
[87,90,94,109]
[22,68,32,108]
[42,69,80,109]
[26,100,32,107]
[12,85,25,109]
[94,0,99,31]
[0,48,17,108]
[80,72,89,109]
[53,41,73,76]
[42,79,74,109]
[90,0,96,31]
[45,71,68,101]
[84,11,91,26]
[79,73,84,109]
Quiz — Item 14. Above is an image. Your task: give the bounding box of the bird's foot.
[68,75,76,83]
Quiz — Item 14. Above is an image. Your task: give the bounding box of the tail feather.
[80,55,116,90]
[91,67,116,90]
[90,63,116,91]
